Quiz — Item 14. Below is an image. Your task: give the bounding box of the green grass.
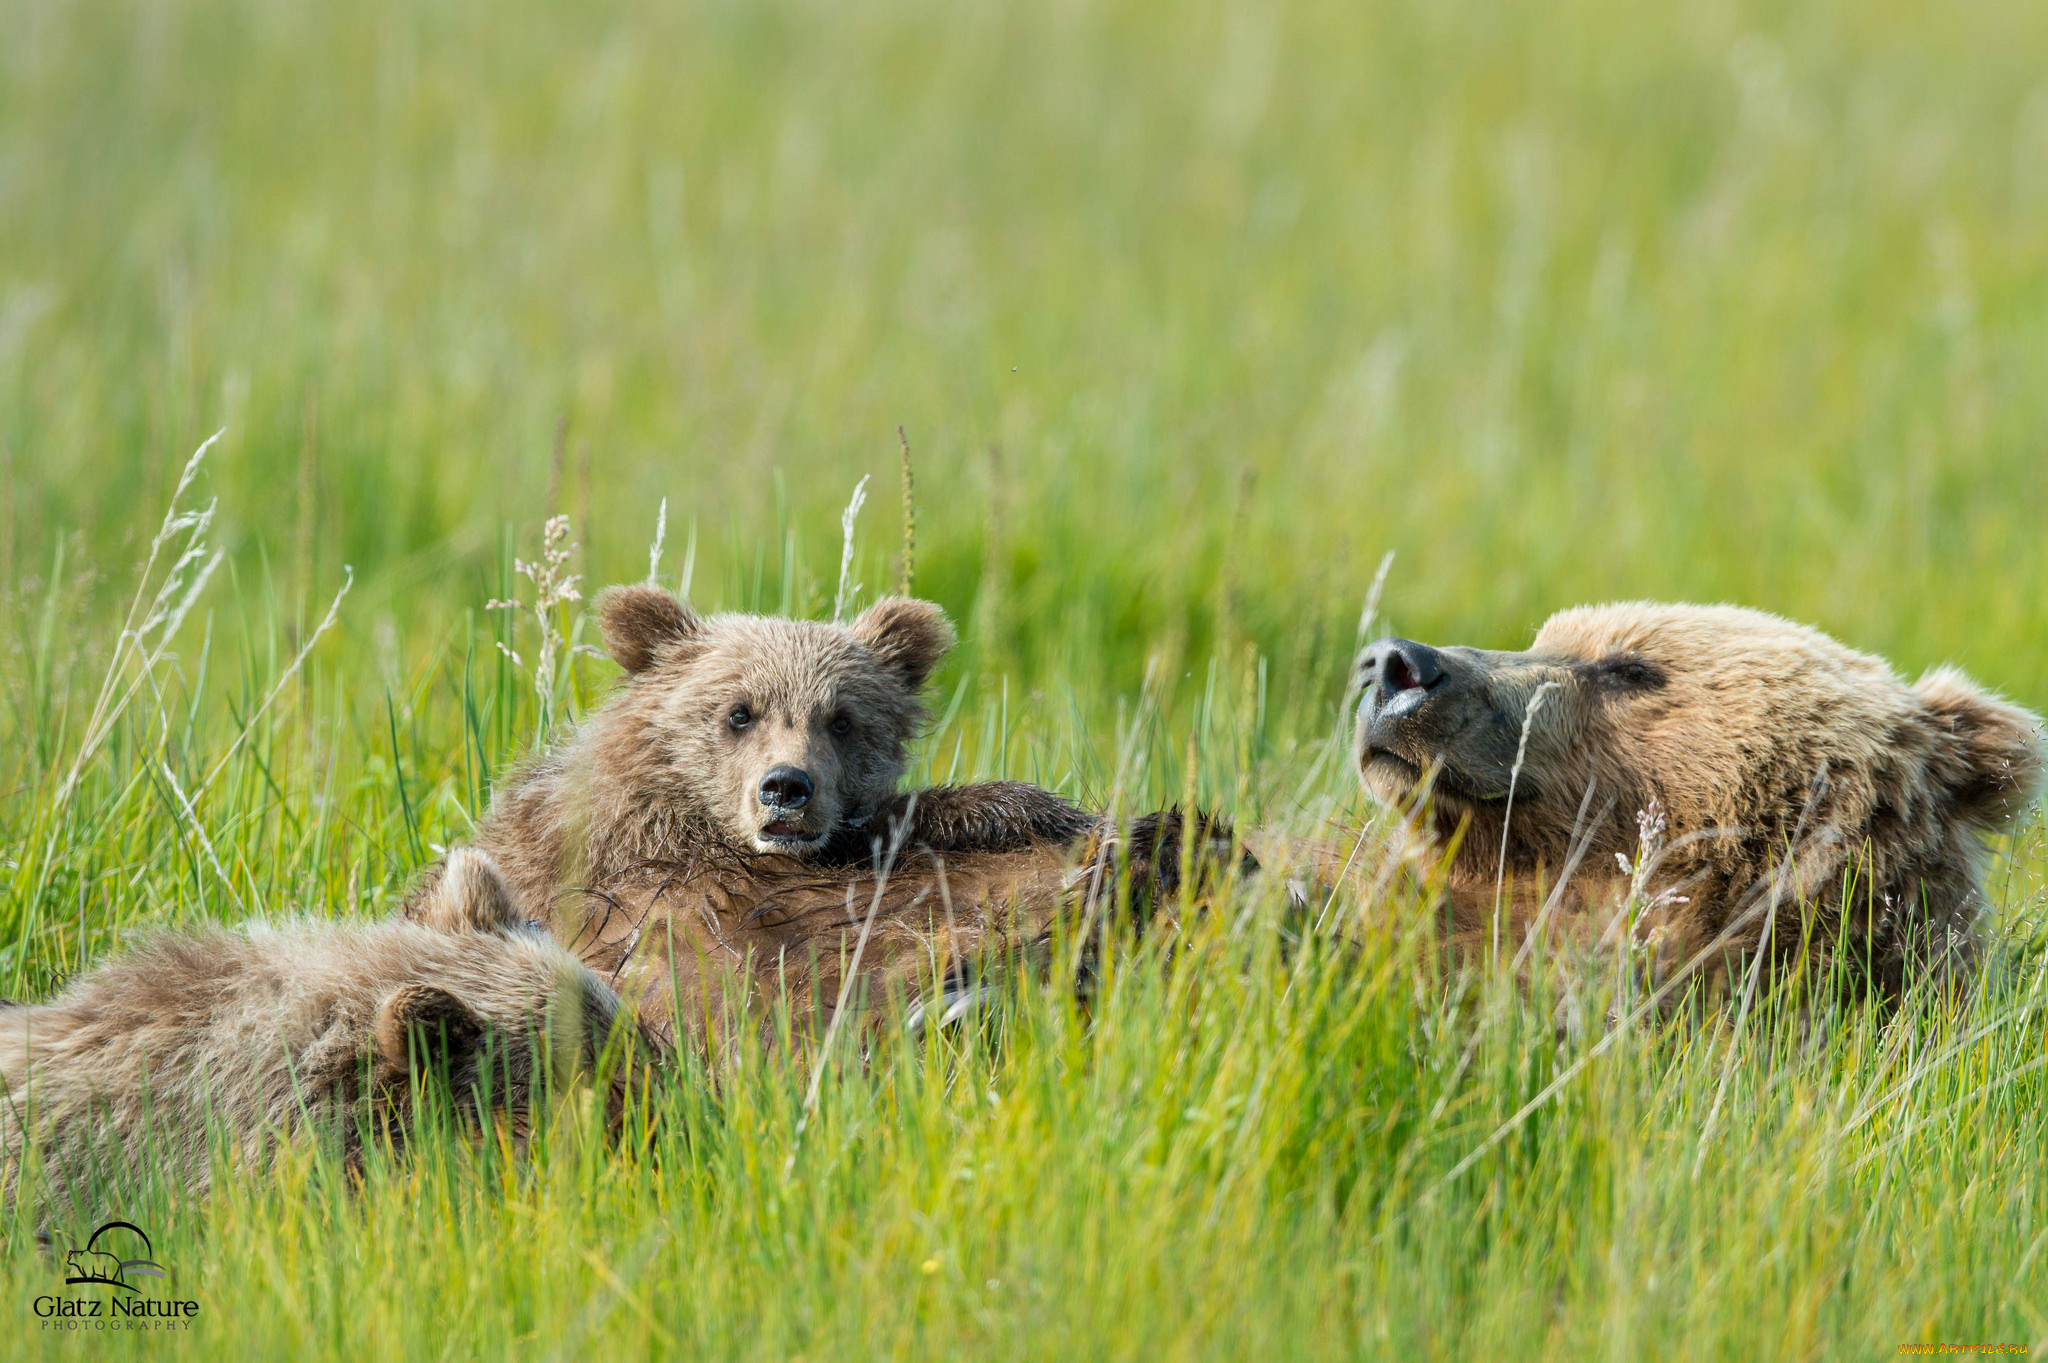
[4,0,2047,1355]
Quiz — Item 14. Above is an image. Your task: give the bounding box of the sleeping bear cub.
[2,850,654,1205]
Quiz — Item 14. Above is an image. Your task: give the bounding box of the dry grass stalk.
[898,425,916,597]
[833,476,871,623]
[489,514,584,735]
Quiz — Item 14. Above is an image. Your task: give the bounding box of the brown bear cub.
[1354,602,2046,993]
[416,586,1240,1044]
[457,587,1098,915]
[2,850,654,1205]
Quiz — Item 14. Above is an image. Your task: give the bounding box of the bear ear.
[1914,667,2048,829]
[850,597,956,692]
[414,848,525,935]
[373,984,486,1088]
[597,584,703,674]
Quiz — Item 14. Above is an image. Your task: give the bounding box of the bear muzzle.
[1355,639,1559,804]
[753,764,832,851]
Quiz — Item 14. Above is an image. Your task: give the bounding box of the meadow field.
[3,0,2047,1355]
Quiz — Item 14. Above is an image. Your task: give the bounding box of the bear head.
[592,585,955,856]
[376,848,657,1141]
[1355,602,2045,973]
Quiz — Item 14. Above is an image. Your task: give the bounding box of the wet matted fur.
[549,810,1246,1046]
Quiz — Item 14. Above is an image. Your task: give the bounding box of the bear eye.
[727,704,753,731]
[828,714,853,737]
[1589,655,1666,692]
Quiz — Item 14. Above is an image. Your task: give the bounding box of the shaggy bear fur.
[553,808,1243,1044]
[1,850,654,1205]
[1354,602,2045,992]
[439,586,1097,922]
[412,585,1244,1043]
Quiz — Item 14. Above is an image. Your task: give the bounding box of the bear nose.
[1363,639,1445,698]
[758,766,814,811]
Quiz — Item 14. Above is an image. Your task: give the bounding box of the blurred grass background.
[8,0,2048,691]
[3,0,2046,1356]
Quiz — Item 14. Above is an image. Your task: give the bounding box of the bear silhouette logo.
[61,1222,167,1292]
[63,1249,122,1283]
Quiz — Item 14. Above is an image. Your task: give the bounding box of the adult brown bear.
[1353,602,2045,993]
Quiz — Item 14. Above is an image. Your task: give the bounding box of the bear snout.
[754,764,835,850]
[1357,639,1448,727]
[758,766,814,812]
[1356,639,1456,759]
[1356,641,1548,804]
